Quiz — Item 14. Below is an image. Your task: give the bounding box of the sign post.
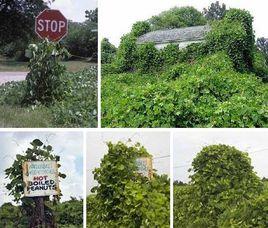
[23,161,59,227]
[35,9,68,42]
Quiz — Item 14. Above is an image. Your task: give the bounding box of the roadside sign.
[136,157,153,179]
[22,161,60,197]
[35,9,68,42]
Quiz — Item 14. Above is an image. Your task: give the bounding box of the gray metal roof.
[137,25,210,44]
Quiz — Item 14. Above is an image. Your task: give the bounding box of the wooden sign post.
[22,161,59,227]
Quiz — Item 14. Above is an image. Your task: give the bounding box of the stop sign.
[35,9,68,42]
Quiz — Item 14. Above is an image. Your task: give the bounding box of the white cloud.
[51,0,97,22]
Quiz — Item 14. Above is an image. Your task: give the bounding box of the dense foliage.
[174,144,266,227]
[148,6,207,31]
[257,37,268,62]
[52,66,98,127]
[115,34,137,72]
[0,67,97,127]
[102,53,268,127]
[0,198,83,227]
[63,18,97,60]
[24,39,69,105]
[131,21,151,37]
[87,142,170,227]
[101,38,117,64]
[0,0,47,60]
[102,5,268,128]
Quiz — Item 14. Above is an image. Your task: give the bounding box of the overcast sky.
[174,129,268,183]
[50,0,97,22]
[100,0,268,47]
[0,132,83,206]
[86,131,170,195]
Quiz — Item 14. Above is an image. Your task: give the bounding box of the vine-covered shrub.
[136,42,162,72]
[253,50,268,82]
[206,20,248,72]
[87,142,170,227]
[52,67,98,127]
[161,44,180,66]
[102,52,268,128]
[101,38,117,64]
[131,21,151,37]
[24,39,69,105]
[174,144,264,227]
[178,42,209,63]
[206,9,254,72]
[115,34,137,72]
[0,81,26,106]
[218,193,268,227]
[224,8,254,70]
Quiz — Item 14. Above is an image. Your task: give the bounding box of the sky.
[86,131,170,195]
[0,131,83,206]
[50,0,97,22]
[173,129,268,183]
[100,0,268,47]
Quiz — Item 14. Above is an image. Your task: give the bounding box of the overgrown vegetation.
[87,142,170,227]
[102,3,268,128]
[0,197,83,227]
[174,144,268,227]
[0,38,97,127]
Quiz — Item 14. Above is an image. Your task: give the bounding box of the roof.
[137,25,210,44]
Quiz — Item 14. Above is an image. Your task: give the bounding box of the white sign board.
[22,161,59,197]
[135,157,153,179]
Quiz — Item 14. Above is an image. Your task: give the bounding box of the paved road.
[0,72,28,84]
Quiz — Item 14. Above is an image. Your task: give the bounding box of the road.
[0,72,28,85]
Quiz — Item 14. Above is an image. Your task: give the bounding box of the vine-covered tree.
[174,144,264,227]
[203,1,227,20]
[87,141,170,227]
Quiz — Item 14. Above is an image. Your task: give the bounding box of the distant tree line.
[0,0,97,61]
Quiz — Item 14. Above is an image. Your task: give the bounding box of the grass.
[0,55,96,72]
[0,105,53,128]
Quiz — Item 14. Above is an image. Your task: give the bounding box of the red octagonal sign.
[35,9,68,42]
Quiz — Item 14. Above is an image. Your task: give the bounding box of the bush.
[52,67,97,127]
[102,52,268,127]
[161,44,180,66]
[88,142,170,227]
[63,21,97,59]
[131,21,151,37]
[253,50,268,82]
[224,9,254,70]
[0,81,26,106]
[23,40,68,105]
[178,42,209,63]
[101,38,117,64]
[136,42,162,72]
[115,34,137,72]
[206,20,249,71]
[218,193,268,227]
